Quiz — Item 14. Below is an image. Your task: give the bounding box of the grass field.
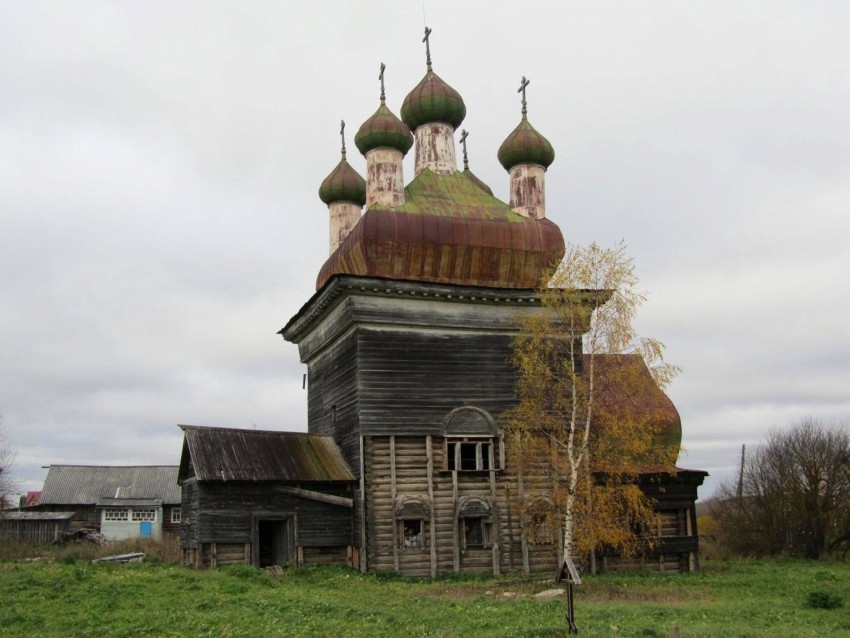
[0,557,848,637]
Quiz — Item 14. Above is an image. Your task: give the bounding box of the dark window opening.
[447,439,494,471]
[462,517,490,549]
[398,519,426,549]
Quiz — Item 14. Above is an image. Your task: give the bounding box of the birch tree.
[506,242,680,567]
[0,415,18,510]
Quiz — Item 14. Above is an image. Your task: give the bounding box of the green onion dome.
[318,158,366,206]
[354,103,413,156]
[497,118,555,171]
[401,71,466,130]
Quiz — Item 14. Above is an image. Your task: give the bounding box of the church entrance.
[256,517,294,567]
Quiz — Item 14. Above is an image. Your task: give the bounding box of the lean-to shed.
[178,425,356,568]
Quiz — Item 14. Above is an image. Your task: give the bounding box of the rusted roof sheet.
[589,354,682,460]
[317,170,565,290]
[38,466,181,506]
[179,425,355,483]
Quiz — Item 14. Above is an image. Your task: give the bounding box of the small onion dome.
[497,118,555,171]
[318,159,366,206]
[401,71,466,130]
[354,103,413,156]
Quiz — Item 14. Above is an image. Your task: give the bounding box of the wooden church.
[178,31,706,576]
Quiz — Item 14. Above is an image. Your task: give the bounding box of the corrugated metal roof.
[96,498,164,507]
[179,425,354,483]
[38,466,180,506]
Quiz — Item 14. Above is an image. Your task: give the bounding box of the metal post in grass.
[557,556,582,634]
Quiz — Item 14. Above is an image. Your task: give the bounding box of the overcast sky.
[2,1,848,500]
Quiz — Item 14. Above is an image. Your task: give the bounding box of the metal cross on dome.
[340,120,346,160]
[518,76,530,118]
[379,62,386,103]
[423,26,433,71]
[459,129,469,170]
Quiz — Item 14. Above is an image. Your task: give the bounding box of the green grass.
[0,559,848,637]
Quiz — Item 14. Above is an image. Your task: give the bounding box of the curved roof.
[498,118,555,170]
[401,70,466,130]
[316,169,565,290]
[355,103,413,156]
[589,354,682,465]
[319,158,366,206]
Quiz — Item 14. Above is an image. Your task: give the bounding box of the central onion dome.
[401,70,466,130]
[497,118,555,170]
[319,158,366,206]
[354,103,413,156]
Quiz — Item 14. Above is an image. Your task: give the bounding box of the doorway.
[257,518,294,567]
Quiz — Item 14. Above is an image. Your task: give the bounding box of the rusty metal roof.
[179,425,354,483]
[589,354,682,459]
[317,169,564,290]
[38,465,180,506]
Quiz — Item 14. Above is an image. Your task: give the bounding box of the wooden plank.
[489,447,500,576]
[426,435,437,578]
[272,486,353,508]
[390,435,399,573]
[452,468,459,573]
[359,434,367,573]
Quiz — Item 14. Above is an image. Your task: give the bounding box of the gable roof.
[178,425,355,483]
[38,465,180,506]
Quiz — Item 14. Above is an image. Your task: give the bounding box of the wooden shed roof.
[178,425,355,483]
[38,465,181,506]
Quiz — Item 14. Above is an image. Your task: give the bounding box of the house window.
[447,439,494,471]
[104,509,129,522]
[171,508,182,524]
[398,519,426,549]
[461,517,490,549]
[131,509,156,522]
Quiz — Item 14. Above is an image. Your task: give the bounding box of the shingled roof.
[38,465,181,506]
[178,425,354,483]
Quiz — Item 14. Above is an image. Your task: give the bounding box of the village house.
[179,30,705,575]
[33,465,181,541]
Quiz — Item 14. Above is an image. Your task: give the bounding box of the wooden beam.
[359,434,368,573]
[272,486,353,508]
[426,435,437,578]
[391,435,399,573]
[489,446,500,576]
[452,467,459,573]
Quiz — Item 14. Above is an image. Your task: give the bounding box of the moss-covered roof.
[316,169,565,290]
[380,169,519,219]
